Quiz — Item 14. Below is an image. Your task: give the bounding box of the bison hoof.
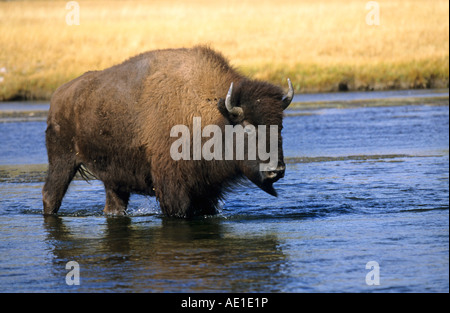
[103,206,127,216]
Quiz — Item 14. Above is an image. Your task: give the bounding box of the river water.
[0,91,448,293]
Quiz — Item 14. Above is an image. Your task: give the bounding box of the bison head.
[217,79,294,196]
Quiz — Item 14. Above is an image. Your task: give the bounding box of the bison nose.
[264,163,286,181]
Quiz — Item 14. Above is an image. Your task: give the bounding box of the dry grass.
[0,0,448,100]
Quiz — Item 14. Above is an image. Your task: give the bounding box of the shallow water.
[0,96,448,293]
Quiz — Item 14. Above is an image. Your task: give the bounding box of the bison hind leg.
[103,187,130,216]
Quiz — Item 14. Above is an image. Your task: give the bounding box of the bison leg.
[42,156,78,215]
[156,186,218,218]
[103,188,130,216]
[43,123,79,215]
[155,183,190,218]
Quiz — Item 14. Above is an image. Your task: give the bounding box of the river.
[0,90,448,292]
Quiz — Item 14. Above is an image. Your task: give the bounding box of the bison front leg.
[103,188,130,216]
[154,183,191,218]
[43,123,79,215]
[155,185,218,218]
[42,158,78,215]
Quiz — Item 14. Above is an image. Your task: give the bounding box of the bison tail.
[77,164,96,183]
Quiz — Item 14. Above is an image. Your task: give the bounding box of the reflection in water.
[43,216,287,292]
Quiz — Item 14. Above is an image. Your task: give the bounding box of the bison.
[43,46,294,218]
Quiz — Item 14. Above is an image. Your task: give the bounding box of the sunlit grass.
[0,0,448,100]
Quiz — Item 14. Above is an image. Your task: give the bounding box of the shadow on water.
[42,215,288,292]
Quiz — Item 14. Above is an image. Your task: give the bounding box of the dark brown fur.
[43,46,288,218]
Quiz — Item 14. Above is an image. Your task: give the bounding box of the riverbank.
[0,0,448,101]
[0,89,447,120]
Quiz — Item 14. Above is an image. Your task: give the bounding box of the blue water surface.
[0,97,448,293]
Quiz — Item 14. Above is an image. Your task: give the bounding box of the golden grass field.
[0,0,448,100]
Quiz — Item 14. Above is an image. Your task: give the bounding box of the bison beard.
[42,46,293,218]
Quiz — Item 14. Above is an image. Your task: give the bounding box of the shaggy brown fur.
[43,46,290,218]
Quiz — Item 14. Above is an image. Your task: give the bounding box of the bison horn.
[282,78,294,110]
[225,82,243,117]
